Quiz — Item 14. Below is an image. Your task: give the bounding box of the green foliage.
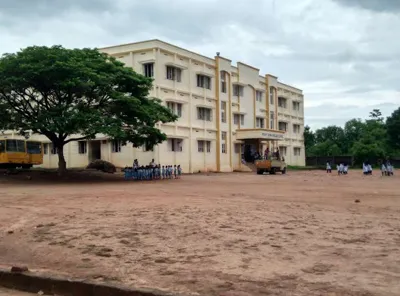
[386,107,400,150]
[0,45,177,174]
[303,125,315,155]
[304,108,398,164]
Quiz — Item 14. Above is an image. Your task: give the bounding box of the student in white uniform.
[381,163,387,176]
[326,161,332,173]
[339,163,344,175]
[343,163,348,175]
[367,163,373,175]
[362,163,368,175]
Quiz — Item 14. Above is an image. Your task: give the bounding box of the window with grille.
[198,140,204,152]
[294,147,301,156]
[197,75,211,89]
[198,140,211,153]
[221,101,227,123]
[166,66,182,82]
[278,97,287,108]
[206,141,211,153]
[112,140,121,153]
[169,138,183,152]
[256,117,265,128]
[233,114,244,125]
[270,111,275,129]
[279,122,287,131]
[269,87,274,104]
[222,143,227,154]
[293,101,301,111]
[78,141,87,154]
[233,85,244,97]
[256,91,263,102]
[220,72,226,93]
[293,124,301,134]
[197,107,212,121]
[143,63,154,78]
[51,144,58,155]
[221,131,227,140]
[167,102,183,117]
[279,146,287,156]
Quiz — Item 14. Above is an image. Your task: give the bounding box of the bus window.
[0,140,5,153]
[6,139,26,152]
[27,142,42,154]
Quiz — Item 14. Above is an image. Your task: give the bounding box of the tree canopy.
[0,45,177,174]
[304,108,400,164]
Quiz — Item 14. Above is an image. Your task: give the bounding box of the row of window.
[277,98,301,111]
[143,64,301,108]
[43,140,302,156]
[144,63,212,89]
[278,123,302,134]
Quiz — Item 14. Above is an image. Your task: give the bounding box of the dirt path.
[1,170,399,295]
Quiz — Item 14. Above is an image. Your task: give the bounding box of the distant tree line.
[304,108,400,164]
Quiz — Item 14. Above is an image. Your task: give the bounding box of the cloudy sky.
[1,0,399,129]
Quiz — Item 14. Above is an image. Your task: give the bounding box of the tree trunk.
[57,143,67,176]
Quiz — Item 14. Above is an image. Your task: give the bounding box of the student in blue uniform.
[177,165,182,178]
[173,165,177,179]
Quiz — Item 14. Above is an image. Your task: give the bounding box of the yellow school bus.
[0,138,43,169]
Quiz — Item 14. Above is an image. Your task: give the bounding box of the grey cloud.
[332,0,400,12]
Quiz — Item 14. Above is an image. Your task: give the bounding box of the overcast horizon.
[1,0,399,130]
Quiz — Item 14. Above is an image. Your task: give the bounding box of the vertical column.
[228,72,233,170]
[215,56,221,172]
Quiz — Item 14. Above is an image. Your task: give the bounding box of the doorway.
[89,141,101,162]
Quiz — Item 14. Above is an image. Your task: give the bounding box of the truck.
[255,158,287,175]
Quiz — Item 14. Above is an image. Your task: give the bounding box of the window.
[233,114,244,125]
[256,117,265,128]
[197,107,212,121]
[293,101,301,111]
[269,87,274,104]
[143,63,154,78]
[143,141,154,152]
[293,124,301,134]
[197,75,211,89]
[279,122,287,131]
[169,138,183,152]
[294,147,301,156]
[198,140,211,153]
[221,101,227,123]
[51,144,58,155]
[233,85,244,97]
[112,140,121,153]
[234,144,240,154]
[0,140,5,153]
[27,142,42,154]
[270,111,275,129]
[78,141,87,154]
[278,97,287,108]
[167,102,183,117]
[221,131,227,140]
[221,72,226,93]
[222,143,227,154]
[6,140,25,152]
[166,66,181,82]
[43,143,48,155]
[256,91,263,102]
[279,146,287,156]
[198,140,204,152]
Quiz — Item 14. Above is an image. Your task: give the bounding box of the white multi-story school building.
[3,39,306,172]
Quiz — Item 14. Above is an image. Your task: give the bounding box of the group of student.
[326,160,395,176]
[124,159,182,181]
[326,161,349,175]
[380,161,394,176]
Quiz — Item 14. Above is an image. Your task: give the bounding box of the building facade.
[4,39,305,171]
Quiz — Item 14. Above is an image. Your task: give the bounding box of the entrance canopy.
[236,128,285,141]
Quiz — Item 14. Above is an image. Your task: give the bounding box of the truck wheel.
[282,168,286,174]
[270,168,276,175]
[257,170,263,175]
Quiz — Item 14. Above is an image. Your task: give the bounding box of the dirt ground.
[0,288,36,296]
[0,170,399,296]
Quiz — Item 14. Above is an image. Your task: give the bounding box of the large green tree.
[0,46,177,175]
[386,107,400,151]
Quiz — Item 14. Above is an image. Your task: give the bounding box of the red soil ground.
[1,170,399,296]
